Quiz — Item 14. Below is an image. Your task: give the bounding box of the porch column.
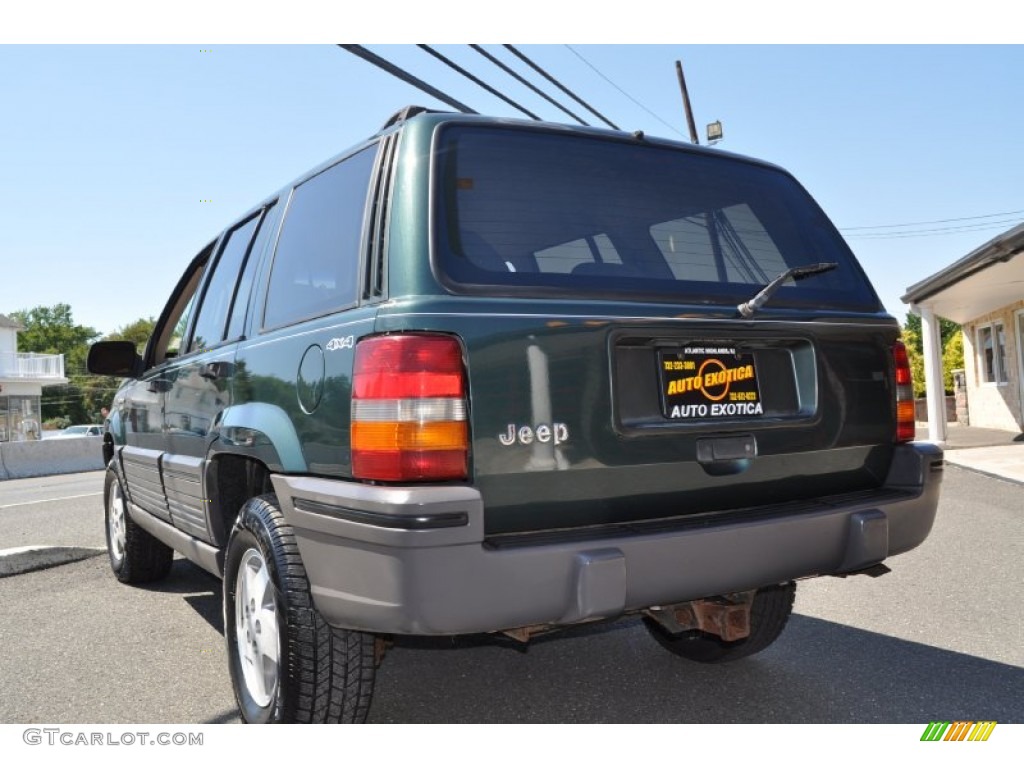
[919,304,947,443]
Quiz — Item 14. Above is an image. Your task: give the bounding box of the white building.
[902,223,1024,441]
[0,313,68,441]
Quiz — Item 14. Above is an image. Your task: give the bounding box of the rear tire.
[644,582,796,663]
[223,494,376,723]
[104,463,173,584]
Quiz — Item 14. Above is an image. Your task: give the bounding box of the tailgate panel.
[375,301,898,537]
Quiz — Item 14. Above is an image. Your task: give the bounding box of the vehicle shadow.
[150,561,1023,724]
[370,614,1024,723]
[138,558,224,634]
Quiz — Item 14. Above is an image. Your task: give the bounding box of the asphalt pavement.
[0,464,1020,723]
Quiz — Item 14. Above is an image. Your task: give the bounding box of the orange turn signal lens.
[351,421,468,453]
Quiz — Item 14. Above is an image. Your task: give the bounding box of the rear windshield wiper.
[737,262,838,318]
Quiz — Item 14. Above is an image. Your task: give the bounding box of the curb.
[0,545,105,578]
[942,454,1024,489]
[942,459,1024,488]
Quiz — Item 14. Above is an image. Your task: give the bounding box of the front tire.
[223,495,376,723]
[644,582,796,663]
[103,463,173,584]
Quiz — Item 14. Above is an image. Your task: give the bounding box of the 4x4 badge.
[325,336,355,351]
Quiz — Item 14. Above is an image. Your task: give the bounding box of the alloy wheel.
[234,548,281,708]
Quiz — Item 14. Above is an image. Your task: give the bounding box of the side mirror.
[88,341,142,377]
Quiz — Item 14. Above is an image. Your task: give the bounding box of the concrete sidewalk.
[917,423,1024,486]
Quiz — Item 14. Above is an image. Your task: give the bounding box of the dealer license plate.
[658,346,763,421]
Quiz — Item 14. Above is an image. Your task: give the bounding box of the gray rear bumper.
[271,442,943,635]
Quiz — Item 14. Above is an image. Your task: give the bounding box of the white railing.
[0,351,66,379]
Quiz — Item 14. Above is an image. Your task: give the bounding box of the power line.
[844,219,1023,240]
[840,208,1024,232]
[341,43,625,135]
[503,45,620,130]
[565,45,684,138]
[337,44,477,114]
[417,45,541,120]
[469,45,589,126]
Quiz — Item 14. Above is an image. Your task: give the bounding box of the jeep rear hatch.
[384,123,904,536]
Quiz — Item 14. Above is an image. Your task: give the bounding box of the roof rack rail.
[380,105,448,130]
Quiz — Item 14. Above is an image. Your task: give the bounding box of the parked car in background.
[49,424,102,439]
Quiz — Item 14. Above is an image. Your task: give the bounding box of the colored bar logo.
[921,721,997,741]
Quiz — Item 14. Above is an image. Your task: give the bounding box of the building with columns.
[902,223,1024,442]
[0,313,68,441]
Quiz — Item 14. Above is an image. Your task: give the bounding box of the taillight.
[351,334,468,481]
[893,341,915,443]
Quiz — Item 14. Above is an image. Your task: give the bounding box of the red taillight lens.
[352,335,464,399]
[351,335,468,481]
[893,341,915,443]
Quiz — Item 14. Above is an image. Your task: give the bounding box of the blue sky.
[1,44,1021,336]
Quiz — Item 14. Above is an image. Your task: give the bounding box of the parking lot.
[0,465,1021,723]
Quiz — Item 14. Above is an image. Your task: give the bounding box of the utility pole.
[675,60,700,145]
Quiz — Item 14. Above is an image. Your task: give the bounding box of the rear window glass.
[434,126,878,311]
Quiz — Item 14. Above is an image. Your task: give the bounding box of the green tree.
[903,312,960,354]
[942,330,965,394]
[901,327,926,398]
[10,304,98,372]
[10,304,99,422]
[107,316,156,353]
[81,316,157,417]
[903,312,962,396]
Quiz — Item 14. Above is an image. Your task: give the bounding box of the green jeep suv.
[89,107,943,723]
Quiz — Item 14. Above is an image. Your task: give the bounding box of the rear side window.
[189,213,261,353]
[226,201,280,340]
[434,126,879,311]
[263,145,377,330]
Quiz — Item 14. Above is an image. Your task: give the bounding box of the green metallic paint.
[219,402,307,473]
[231,309,377,478]
[368,117,903,535]
[372,293,898,535]
[382,117,436,300]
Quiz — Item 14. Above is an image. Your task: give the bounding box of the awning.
[902,223,1024,322]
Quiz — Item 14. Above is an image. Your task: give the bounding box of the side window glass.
[153,241,215,365]
[263,145,377,330]
[226,201,280,341]
[189,214,261,353]
[167,289,201,359]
